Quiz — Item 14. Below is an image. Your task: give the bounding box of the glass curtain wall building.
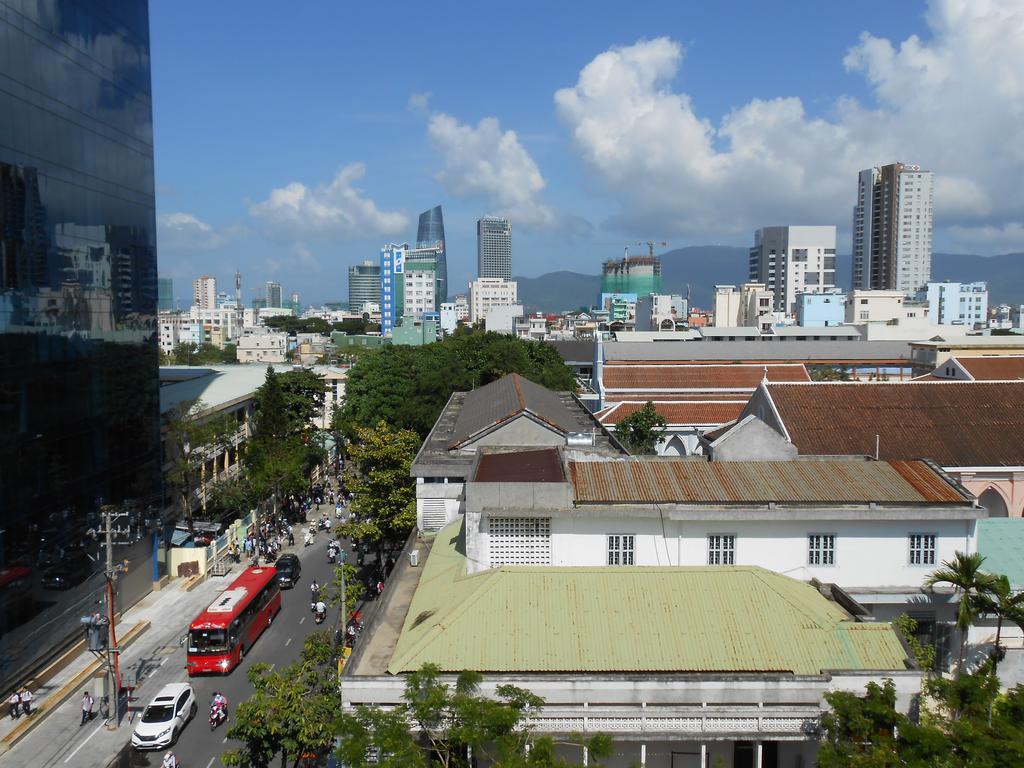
[416,205,447,302]
[0,0,161,690]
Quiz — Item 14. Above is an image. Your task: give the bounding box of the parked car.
[131,683,197,750]
[274,554,301,588]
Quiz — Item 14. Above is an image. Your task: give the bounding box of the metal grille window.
[808,534,836,566]
[488,517,551,566]
[707,534,735,565]
[909,533,937,566]
[607,534,635,565]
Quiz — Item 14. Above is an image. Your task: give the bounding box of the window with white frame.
[908,533,937,566]
[808,534,835,566]
[707,534,735,565]
[607,534,634,565]
[487,517,551,567]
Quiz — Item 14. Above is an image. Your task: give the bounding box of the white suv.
[131,683,197,750]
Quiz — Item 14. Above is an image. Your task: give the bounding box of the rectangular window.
[909,533,936,566]
[808,534,835,566]
[607,534,635,565]
[488,517,551,566]
[708,534,735,565]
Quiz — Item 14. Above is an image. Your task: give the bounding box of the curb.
[0,620,151,756]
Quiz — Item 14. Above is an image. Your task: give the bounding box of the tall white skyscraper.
[477,217,512,280]
[852,162,933,296]
[192,275,217,310]
[748,226,837,314]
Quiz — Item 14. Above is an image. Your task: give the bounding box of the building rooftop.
[159,364,296,417]
[956,356,1024,380]
[449,373,580,449]
[595,401,746,426]
[568,458,971,506]
[601,340,912,363]
[758,381,1024,467]
[387,519,910,675]
[474,448,565,483]
[602,363,809,390]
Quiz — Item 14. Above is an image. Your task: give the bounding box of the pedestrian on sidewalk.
[18,687,32,716]
[80,690,93,726]
[8,691,19,719]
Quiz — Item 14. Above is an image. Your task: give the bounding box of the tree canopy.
[339,333,576,439]
[162,341,237,366]
[613,401,667,455]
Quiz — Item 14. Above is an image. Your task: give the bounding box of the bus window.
[190,629,228,654]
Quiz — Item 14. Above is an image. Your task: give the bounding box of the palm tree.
[971,574,1024,674]
[924,551,1003,675]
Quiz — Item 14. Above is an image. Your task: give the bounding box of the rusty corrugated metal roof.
[388,520,910,675]
[569,459,968,505]
[474,449,565,483]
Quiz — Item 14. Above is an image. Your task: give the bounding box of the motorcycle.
[314,609,326,624]
[327,549,336,564]
[209,703,227,730]
[318,517,330,531]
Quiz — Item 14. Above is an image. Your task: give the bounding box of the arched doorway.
[979,488,1009,517]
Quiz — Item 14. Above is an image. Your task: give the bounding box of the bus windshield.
[189,628,228,654]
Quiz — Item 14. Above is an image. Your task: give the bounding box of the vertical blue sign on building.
[380,243,407,335]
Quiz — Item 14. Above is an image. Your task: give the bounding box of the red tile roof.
[569,459,969,505]
[602,364,809,390]
[765,381,1024,467]
[596,401,746,426]
[957,356,1024,380]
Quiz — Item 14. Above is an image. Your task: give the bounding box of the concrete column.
[756,740,763,768]
[640,743,646,767]
[700,743,707,768]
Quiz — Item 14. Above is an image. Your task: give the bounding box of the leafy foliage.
[335,663,612,768]
[337,421,418,546]
[163,341,237,365]
[819,668,1024,768]
[809,364,851,381]
[613,401,667,455]
[339,333,576,438]
[894,614,937,672]
[223,633,340,768]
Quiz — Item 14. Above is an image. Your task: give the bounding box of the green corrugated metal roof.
[388,520,910,676]
[978,518,1024,589]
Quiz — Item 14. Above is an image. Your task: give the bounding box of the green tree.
[223,633,340,768]
[163,399,237,532]
[335,663,612,768]
[810,365,851,381]
[613,401,667,455]
[925,552,1003,675]
[338,421,418,551]
[277,368,327,436]
[968,574,1024,679]
[894,614,937,672]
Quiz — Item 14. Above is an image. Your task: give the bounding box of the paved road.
[119,523,355,768]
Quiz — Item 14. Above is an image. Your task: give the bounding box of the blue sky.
[150,0,1024,306]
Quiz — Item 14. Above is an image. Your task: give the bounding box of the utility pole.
[99,504,131,729]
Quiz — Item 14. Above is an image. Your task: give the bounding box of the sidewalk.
[0,567,233,768]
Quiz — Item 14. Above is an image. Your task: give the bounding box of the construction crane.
[638,240,667,258]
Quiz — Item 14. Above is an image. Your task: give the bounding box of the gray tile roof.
[449,374,580,448]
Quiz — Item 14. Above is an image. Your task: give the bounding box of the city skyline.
[151,1,1024,304]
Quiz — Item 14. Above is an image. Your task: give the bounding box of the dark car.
[275,554,301,588]
[41,552,94,590]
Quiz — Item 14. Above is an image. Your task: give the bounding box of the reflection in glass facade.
[0,0,160,689]
[416,205,447,302]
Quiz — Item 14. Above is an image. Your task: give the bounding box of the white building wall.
[925,281,988,326]
[895,169,934,296]
[469,278,518,323]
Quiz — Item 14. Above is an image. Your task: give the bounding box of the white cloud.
[407,91,431,112]
[261,242,321,276]
[554,0,1024,253]
[427,113,558,228]
[157,212,231,250]
[248,163,408,237]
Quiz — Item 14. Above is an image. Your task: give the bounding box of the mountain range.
[514,248,1024,314]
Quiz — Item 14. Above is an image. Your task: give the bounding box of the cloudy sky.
[151,0,1024,306]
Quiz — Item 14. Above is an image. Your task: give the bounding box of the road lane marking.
[222,737,228,743]
[285,637,292,646]
[206,758,216,768]
[159,657,167,666]
[268,663,276,671]
[299,616,305,625]
[64,724,103,763]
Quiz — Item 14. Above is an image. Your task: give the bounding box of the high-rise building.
[469,278,519,324]
[416,205,447,301]
[924,281,988,326]
[348,260,381,314]
[380,243,407,335]
[0,0,161,690]
[158,277,174,311]
[852,162,934,295]
[749,226,837,314]
[266,281,283,308]
[193,275,217,309]
[477,217,512,280]
[598,254,662,309]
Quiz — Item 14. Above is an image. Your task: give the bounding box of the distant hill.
[516,249,1024,314]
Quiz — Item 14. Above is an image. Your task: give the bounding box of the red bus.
[186,566,282,675]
